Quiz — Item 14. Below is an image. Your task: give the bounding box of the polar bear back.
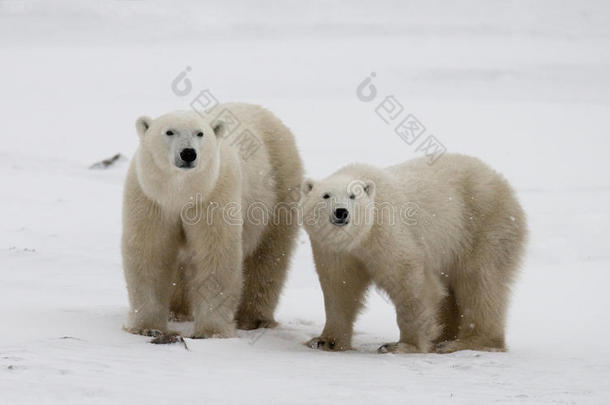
[383,154,524,272]
[218,103,302,257]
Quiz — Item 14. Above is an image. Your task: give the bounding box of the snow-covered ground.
[1,1,610,403]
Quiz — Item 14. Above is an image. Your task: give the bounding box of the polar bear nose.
[180,148,197,163]
[332,208,349,225]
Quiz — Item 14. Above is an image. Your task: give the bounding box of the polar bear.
[301,154,527,353]
[122,103,303,338]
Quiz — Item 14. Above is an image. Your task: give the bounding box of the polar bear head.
[301,174,376,251]
[133,110,228,210]
[135,111,225,172]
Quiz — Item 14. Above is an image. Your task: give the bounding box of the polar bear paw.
[124,327,164,337]
[305,337,349,351]
[377,342,421,354]
[236,317,278,330]
[191,325,237,339]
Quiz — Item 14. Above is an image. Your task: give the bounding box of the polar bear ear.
[135,116,152,138]
[363,180,376,198]
[301,178,315,196]
[212,121,226,138]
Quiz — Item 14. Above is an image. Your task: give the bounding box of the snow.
[1,0,610,403]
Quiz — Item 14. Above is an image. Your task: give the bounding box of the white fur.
[301,154,527,353]
[122,103,303,338]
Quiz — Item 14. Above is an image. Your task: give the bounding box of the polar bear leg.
[184,221,243,339]
[235,110,303,330]
[435,292,460,344]
[122,203,182,336]
[437,237,522,353]
[236,217,299,330]
[187,258,242,339]
[377,264,444,354]
[437,268,512,353]
[306,250,370,351]
[169,264,192,322]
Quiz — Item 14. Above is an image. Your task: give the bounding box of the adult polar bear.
[301,154,527,353]
[122,103,303,338]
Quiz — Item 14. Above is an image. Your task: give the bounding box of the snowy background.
[1,0,610,403]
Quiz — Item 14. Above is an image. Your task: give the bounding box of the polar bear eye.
[323,193,330,199]
[349,193,356,200]
[166,130,174,136]
[196,131,204,137]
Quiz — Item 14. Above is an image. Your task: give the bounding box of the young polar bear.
[122,103,303,338]
[301,154,527,353]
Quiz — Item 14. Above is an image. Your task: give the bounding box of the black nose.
[333,208,349,224]
[180,148,197,162]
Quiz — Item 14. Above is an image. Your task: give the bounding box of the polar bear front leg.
[376,264,443,354]
[306,246,371,351]
[122,198,182,336]
[185,220,243,339]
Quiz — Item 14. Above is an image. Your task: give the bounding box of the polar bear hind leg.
[437,219,525,353]
[235,210,299,329]
[235,113,303,330]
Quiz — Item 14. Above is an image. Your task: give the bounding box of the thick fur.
[301,154,527,353]
[122,103,303,338]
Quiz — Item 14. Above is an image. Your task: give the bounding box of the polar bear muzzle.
[177,148,197,169]
[331,207,350,226]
